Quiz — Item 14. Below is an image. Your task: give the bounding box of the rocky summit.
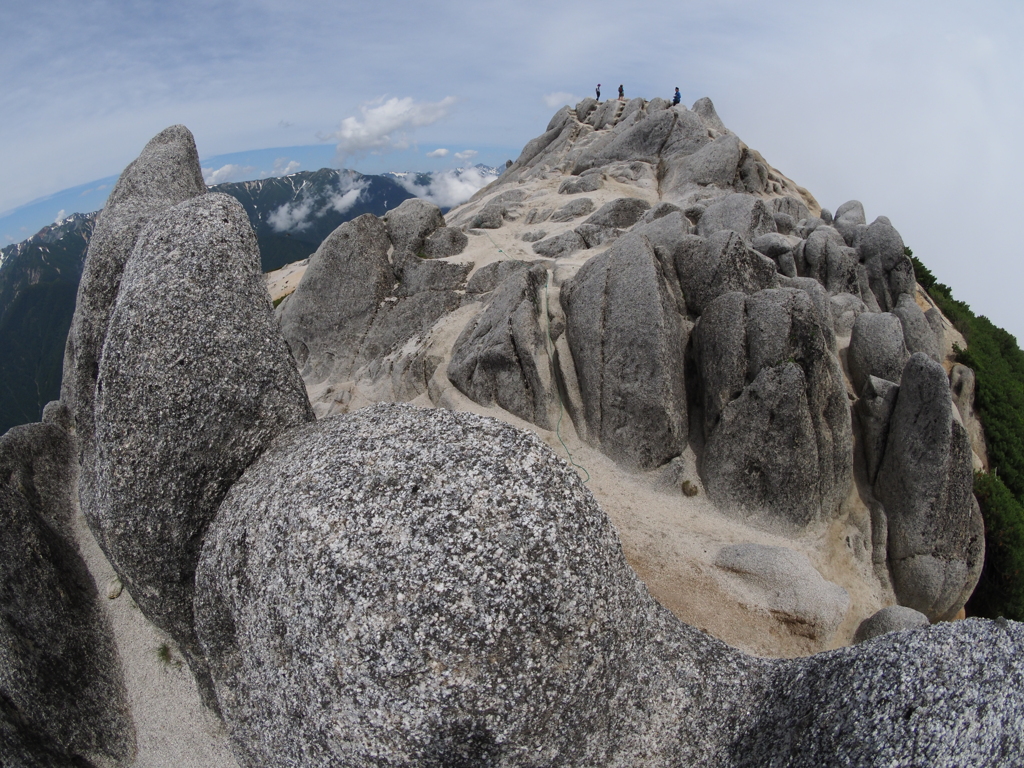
[1,97,1021,767]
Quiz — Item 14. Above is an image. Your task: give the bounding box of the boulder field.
[2,99,1018,766]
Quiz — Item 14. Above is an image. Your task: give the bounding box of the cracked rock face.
[561,233,689,469]
[694,287,852,526]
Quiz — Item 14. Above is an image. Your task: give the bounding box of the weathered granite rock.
[421,226,468,259]
[751,232,799,260]
[532,230,586,258]
[93,193,314,698]
[280,214,395,383]
[561,233,689,468]
[448,264,557,428]
[194,404,750,767]
[853,605,930,643]
[731,619,1024,767]
[834,200,866,225]
[772,212,796,235]
[0,423,135,767]
[60,125,206,543]
[857,217,915,311]
[829,292,869,337]
[949,363,989,468]
[550,197,595,222]
[558,174,603,194]
[194,404,1024,767]
[385,198,445,255]
[574,108,709,174]
[847,311,910,395]
[696,193,777,241]
[574,223,621,249]
[715,543,850,641]
[796,225,859,296]
[875,354,984,620]
[854,375,900,484]
[582,197,651,229]
[628,211,692,257]
[694,288,852,526]
[466,260,533,294]
[833,199,867,246]
[639,201,683,224]
[469,190,525,229]
[892,292,941,362]
[772,196,811,223]
[663,133,744,192]
[673,230,779,316]
[692,96,730,135]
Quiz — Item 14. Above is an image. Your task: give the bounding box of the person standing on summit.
[673,87,681,105]
[618,84,624,100]
[596,84,601,100]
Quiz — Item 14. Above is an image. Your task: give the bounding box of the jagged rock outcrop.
[448,264,558,428]
[875,354,984,620]
[854,374,900,484]
[694,287,852,525]
[61,124,206,549]
[560,233,689,468]
[847,310,911,395]
[856,217,916,312]
[0,420,135,767]
[673,230,779,316]
[281,206,467,401]
[91,192,314,701]
[194,404,1024,767]
[695,193,777,241]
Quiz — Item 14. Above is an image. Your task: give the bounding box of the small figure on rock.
[596,83,601,100]
[673,87,681,106]
[618,84,624,100]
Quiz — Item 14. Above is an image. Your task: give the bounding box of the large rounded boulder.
[194,404,745,767]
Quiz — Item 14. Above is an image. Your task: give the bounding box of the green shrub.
[914,248,1024,619]
[967,472,1024,620]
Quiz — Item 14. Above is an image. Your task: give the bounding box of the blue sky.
[2,0,1023,341]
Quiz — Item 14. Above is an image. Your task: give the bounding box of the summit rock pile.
[2,99,1020,766]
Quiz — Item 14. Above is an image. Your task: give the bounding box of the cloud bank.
[268,174,367,233]
[203,164,258,185]
[328,96,457,161]
[396,166,499,210]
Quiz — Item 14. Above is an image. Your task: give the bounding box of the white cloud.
[327,186,363,215]
[396,166,499,210]
[203,163,258,185]
[543,92,578,109]
[54,209,66,223]
[328,96,457,160]
[454,149,478,161]
[426,148,450,158]
[270,158,301,177]
[267,175,367,232]
[267,198,316,233]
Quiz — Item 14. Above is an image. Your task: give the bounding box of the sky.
[2,0,1022,341]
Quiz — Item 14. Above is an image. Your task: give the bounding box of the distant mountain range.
[0,166,500,434]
